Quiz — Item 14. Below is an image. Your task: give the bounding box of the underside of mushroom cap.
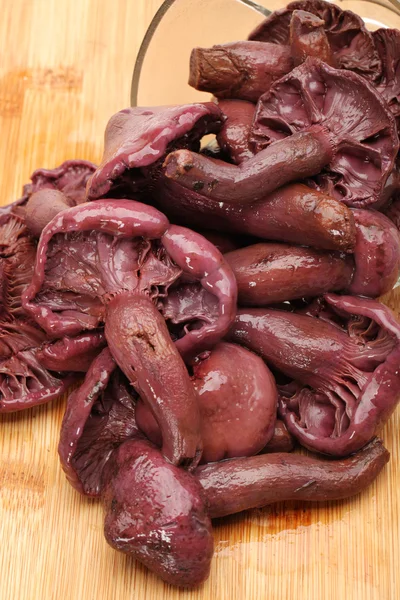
[278,294,400,455]
[22,159,96,207]
[58,348,138,496]
[0,319,77,412]
[86,103,225,200]
[251,58,399,207]
[249,0,381,81]
[374,28,400,122]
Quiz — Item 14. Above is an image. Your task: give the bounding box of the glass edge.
[130,0,269,107]
[130,0,400,107]
[131,0,178,107]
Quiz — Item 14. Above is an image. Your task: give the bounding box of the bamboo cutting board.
[0,1,399,599]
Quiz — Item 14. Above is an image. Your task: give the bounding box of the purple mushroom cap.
[251,58,398,207]
[86,103,225,200]
[58,348,137,496]
[374,28,400,123]
[249,0,381,80]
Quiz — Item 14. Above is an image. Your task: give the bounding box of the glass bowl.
[131,0,400,106]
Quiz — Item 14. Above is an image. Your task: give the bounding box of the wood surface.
[0,1,399,599]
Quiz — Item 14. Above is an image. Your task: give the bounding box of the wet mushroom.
[86,103,225,200]
[0,208,103,411]
[0,212,37,320]
[188,41,293,102]
[224,242,354,305]
[348,209,400,297]
[163,123,335,205]
[225,208,400,304]
[196,438,389,518]
[136,342,278,463]
[58,347,137,496]
[248,0,381,80]
[22,200,237,467]
[25,189,74,238]
[216,99,256,164]
[155,179,356,252]
[0,320,77,412]
[374,28,400,123]
[37,331,106,372]
[102,438,214,588]
[290,9,336,67]
[20,159,96,207]
[250,58,398,208]
[228,294,400,456]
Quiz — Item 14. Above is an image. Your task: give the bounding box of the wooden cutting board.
[0,1,399,598]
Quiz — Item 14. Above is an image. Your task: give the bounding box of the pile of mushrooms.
[1,0,400,588]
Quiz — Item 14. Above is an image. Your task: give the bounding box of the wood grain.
[0,1,399,599]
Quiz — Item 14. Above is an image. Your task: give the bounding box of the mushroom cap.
[249,0,381,80]
[58,348,137,497]
[0,319,77,412]
[374,28,400,122]
[102,438,214,588]
[23,159,96,206]
[349,209,400,297]
[86,103,225,200]
[277,294,400,456]
[136,342,278,463]
[22,200,237,360]
[251,58,399,207]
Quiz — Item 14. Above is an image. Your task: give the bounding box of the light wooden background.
[0,1,399,599]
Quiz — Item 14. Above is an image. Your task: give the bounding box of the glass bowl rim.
[130,0,400,106]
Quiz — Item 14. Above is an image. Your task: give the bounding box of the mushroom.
[225,207,400,304]
[195,438,389,518]
[248,0,381,80]
[58,351,213,586]
[224,242,354,305]
[22,200,237,467]
[58,347,137,496]
[37,331,106,372]
[20,159,96,207]
[86,103,225,200]
[103,438,214,588]
[188,41,293,102]
[136,342,278,463]
[228,294,400,456]
[0,320,78,412]
[374,28,400,123]
[348,209,400,297]
[25,189,74,238]
[155,179,356,252]
[250,58,398,207]
[0,212,37,320]
[0,209,104,411]
[290,9,336,67]
[216,99,256,164]
[164,123,335,205]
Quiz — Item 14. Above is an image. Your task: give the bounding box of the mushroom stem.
[164,126,335,204]
[290,10,336,67]
[196,438,389,518]
[189,41,293,102]
[224,243,354,306]
[105,293,202,469]
[156,181,356,252]
[216,99,255,164]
